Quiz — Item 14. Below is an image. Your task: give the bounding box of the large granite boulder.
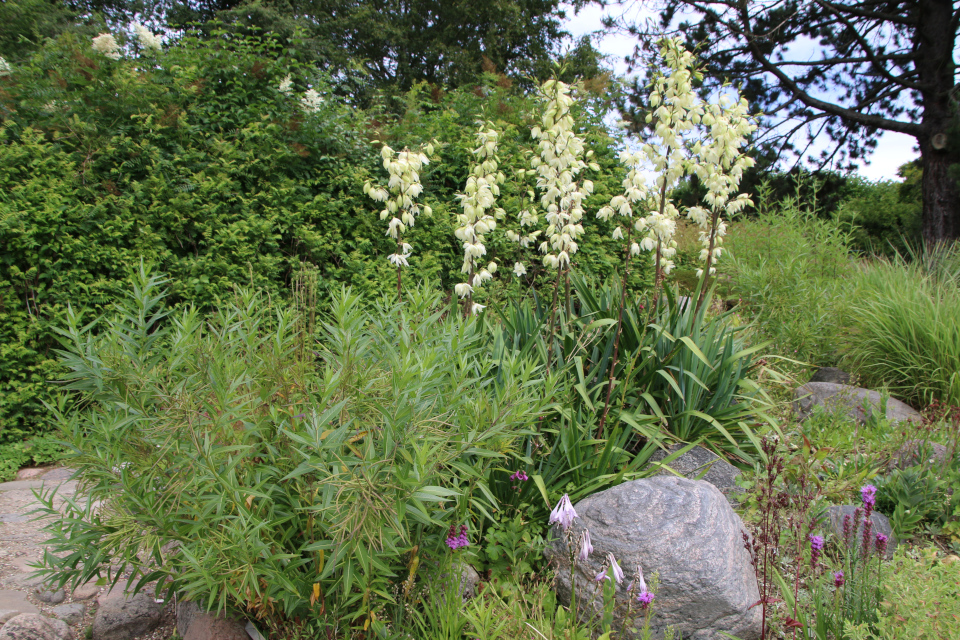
[548,477,761,640]
[793,383,921,425]
[647,445,744,505]
[824,505,897,559]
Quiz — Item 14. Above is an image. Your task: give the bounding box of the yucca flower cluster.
[599,38,755,287]
[687,93,756,278]
[363,144,433,279]
[454,124,506,312]
[530,79,599,272]
[0,57,12,77]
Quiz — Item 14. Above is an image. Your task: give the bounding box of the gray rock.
[50,605,84,626]
[548,477,761,640]
[0,614,72,640]
[809,367,853,385]
[92,591,161,640]
[34,591,64,606]
[70,584,100,601]
[0,515,28,524]
[793,383,921,425]
[0,591,39,624]
[39,469,75,482]
[245,622,265,640]
[457,562,481,600]
[175,601,200,639]
[887,439,951,472]
[647,445,744,505]
[14,469,46,481]
[824,505,897,559]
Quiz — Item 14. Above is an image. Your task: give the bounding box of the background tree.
[613,0,959,244]
[57,0,576,91]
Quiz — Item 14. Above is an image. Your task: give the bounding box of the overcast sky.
[561,3,919,182]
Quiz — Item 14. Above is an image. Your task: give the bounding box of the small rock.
[50,604,84,626]
[175,601,200,639]
[809,367,854,385]
[824,505,898,559]
[0,613,72,640]
[793,382,922,425]
[34,590,65,606]
[70,585,99,602]
[457,562,481,599]
[14,469,45,481]
[0,591,39,624]
[886,439,950,472]
[647,444,744,505]
[183,612,248,640]
[39,469,75,482]
[548,477,761,640]
[92,591,161,640]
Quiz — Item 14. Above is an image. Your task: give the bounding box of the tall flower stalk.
[688,92,756,312]
[364,143,433,301]
[454,124,506,315]
[530,78,597,351]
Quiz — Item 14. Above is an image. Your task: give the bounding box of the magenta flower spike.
[637,591,655,609]
[833,570,845,588]
[549,494,578,531]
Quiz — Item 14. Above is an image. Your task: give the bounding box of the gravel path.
[0,468,175,639]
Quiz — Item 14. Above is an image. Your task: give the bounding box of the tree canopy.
[615,0,959,243]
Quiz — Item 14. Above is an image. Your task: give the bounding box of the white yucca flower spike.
[92,33,121,60]
[134,24,162,52]
[531,78,593,272]
[365,142,435,296]
[454,123,502,313]
[0,57,12,77]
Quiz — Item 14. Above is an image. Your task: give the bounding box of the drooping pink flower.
[549,494,577,531]
[578,529,594,562]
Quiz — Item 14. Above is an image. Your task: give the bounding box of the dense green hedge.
[0,28,632,442]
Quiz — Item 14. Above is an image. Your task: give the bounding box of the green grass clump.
[725,202,857,367]
[843,245,960,407]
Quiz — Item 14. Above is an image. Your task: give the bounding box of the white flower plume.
[134,24,162,52]
[92,33,121,60]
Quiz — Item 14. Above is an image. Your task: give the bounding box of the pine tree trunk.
[917,0,960,245]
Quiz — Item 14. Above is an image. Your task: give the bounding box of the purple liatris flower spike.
[875,532,888,557]
[549,494,577,531]
[446,523,469,551]
[637,591,655,609]
[809,534,824,566]
[842,514,854,547]
[833,570,845,588]
[578,529,593,562]
[861,484,877,517]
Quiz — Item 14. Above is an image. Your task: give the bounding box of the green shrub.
[834,176,922,257]
[843,246,960,407]
[725,199,857,366]
[0,27,628,443]
[843,548,960,640]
